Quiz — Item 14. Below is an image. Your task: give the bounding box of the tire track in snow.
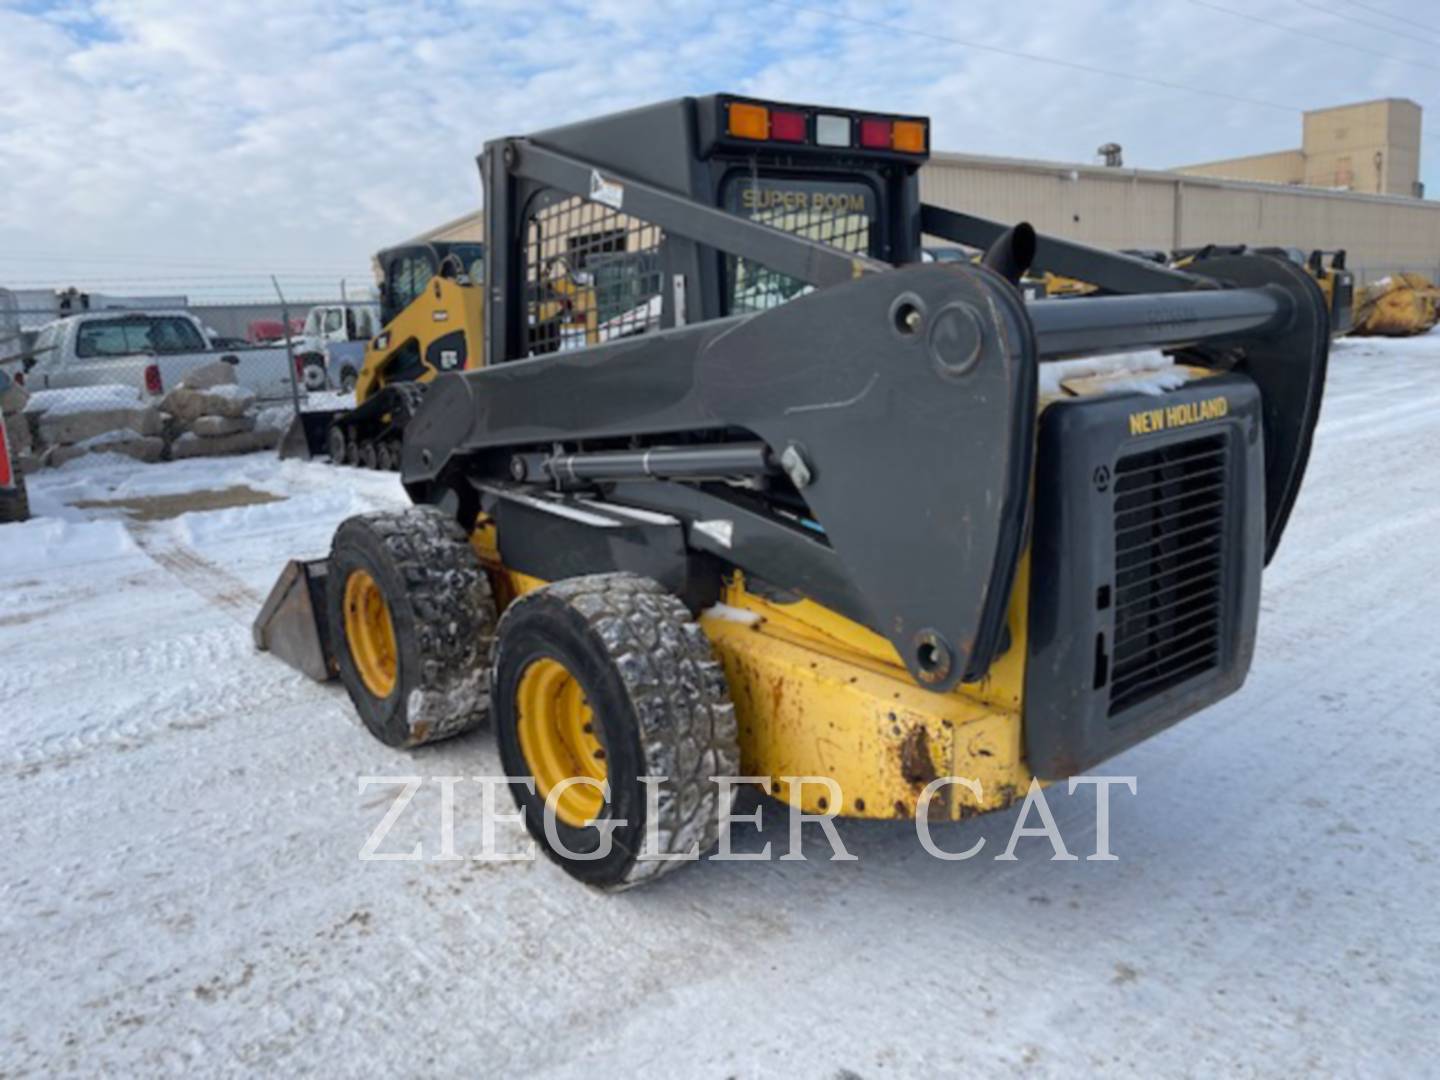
[128,525,265,626]
[6,525,308,776]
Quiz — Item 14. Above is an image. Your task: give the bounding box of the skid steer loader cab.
[278,239,487,466]
[257,93,1329,889]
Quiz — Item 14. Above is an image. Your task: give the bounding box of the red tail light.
[12,371,23,386]
[294,354,306,377]
[144,363,163,395]
[859,118,892,149]
[770,109,807,143]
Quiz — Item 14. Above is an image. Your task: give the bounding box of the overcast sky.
[1,0,1434,300]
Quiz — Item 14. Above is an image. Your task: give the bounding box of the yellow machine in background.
[280,241,486,468]
[1031,272,1098,298]
[1350,273,1440,337]
[1173,246,1355,337]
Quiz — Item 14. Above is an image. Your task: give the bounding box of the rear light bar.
[722,97,928,156]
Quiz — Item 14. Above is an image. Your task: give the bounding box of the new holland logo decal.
[1128,395,1230,437]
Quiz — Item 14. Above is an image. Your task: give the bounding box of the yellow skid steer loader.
[256,95,1329,889]
[278,240,486,468]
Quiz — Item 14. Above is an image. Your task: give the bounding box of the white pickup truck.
[23,310,296,401]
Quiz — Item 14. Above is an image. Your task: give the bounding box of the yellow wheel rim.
[343,569,398,698]
[515,657,607,828]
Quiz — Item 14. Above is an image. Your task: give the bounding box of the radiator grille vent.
[1109,434,1230,717]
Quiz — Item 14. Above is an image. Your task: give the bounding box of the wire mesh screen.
[524,196,664,356]
[723,177,875,315]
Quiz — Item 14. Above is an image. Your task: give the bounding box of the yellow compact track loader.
[279,240,486,468]
[1350,272,1440,337]
[256,95,1329,889]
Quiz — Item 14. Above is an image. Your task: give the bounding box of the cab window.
[383,252,434,324]
[723,176,878,315]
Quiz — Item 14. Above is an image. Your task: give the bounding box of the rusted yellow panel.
[470,518,548,615]
[701,573,1031,821]
[468,540,1035,823]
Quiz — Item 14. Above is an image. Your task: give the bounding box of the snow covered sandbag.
[179,360,239,391]
[192,414,256,437]
[1,381,27,416]
[24,384,145,417]
[162,384,256,423]
[48,432,165,466]
[34,399,163,446]
[171,428,276,458]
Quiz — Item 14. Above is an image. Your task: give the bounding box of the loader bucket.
[278,409,338,461]
[252,558,337,681]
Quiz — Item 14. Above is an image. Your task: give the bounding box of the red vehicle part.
[0,410,28,523]
[0,413,11,489]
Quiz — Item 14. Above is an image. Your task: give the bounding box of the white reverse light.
[815,114,851,147]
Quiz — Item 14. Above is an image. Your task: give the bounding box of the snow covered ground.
[3,335,1439,1076]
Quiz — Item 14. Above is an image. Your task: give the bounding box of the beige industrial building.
[414,99,1438,285]
[918,151,1440,283]
[1175,99,1423,198]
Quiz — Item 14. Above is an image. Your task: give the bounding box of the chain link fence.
[0,291,371,471]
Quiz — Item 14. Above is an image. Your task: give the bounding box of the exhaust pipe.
[981,223,1036,285]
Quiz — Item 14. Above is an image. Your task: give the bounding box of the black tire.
[492,574,740,889]
[358,441,378,470]
[340,368,358,394]
[325,507,496,748]
[326,425,348,464]
[343,433,360,467]
[301,356,328,391]
[0,421,27,524]
[376,442,395,471]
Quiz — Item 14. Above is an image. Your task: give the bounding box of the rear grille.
[1109,433,1230,717]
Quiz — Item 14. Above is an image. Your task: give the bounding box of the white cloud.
[0,0,1432,299]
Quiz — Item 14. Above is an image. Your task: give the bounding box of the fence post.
[271,276,303,419]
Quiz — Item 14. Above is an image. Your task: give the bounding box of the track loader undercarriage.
[255,93,1328,888]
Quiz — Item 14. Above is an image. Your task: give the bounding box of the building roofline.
[1303,97,1421,116]
[925,149,1435,208]
[400,205,484,247]
[1171,148,1303,171]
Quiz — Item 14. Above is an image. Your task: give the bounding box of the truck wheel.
[491,574,740,889]
[376,442,394,471]
[326,425,348,464]
[340,368,358,394]
[302,357,328,391]
[325,508,496,748]
[359,441,378,470]
[344,434,360,467]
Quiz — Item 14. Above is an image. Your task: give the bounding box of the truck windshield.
[723,175,878,315]
[76,316,207,358]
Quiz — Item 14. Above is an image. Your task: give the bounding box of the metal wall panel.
[922,153,1440,283]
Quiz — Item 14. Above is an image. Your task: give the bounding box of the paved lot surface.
[2,337,1437,1077]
